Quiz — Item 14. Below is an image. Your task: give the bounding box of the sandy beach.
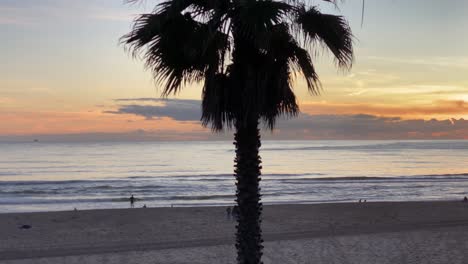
[1,201,468,264]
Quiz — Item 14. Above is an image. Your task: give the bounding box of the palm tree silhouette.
[122,0,353,263]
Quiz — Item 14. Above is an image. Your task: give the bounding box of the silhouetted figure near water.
[226,207,232,220]
[463,196,468,203]
[232,205,239,220]
[130,195,135,208]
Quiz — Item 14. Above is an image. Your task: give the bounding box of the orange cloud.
[0,110,204,136]
[301,100,468,119]
[2,98,467,141]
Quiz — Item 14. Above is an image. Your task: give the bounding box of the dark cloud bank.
[106,98,201,121]
[104,98,467,140]
[2,98,466,142]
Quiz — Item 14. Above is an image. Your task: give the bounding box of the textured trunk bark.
[234,118,264,264]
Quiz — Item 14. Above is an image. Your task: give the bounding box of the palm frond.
[230,0,292,43]
[122,8,229,96]
[251,24,303,129]
[266,23,321,95]
[291,45,321,94]
[201,72,235,131]
[122,0,353,131]
[260,62,299,130]
[285,0,342,6]
[296,6,353,69]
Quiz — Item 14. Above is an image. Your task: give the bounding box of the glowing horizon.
[1,0,467,140]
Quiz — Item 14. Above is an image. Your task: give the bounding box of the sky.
[0,0,467,141]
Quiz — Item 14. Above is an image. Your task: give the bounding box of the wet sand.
[1,201,468,264]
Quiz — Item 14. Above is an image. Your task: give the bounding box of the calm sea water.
[0,140,467,213]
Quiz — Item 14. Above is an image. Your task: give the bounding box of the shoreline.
[1,199,465,215]
[2,201,468,263]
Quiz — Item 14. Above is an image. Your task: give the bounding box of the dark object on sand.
[19,225,32,229]
[143,204,147,208]
[130,195,135,208]
[463,196,468,202]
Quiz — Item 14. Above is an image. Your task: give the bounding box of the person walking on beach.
[226,207,232,220]
[130,195,135,208]
[232,205,239,220]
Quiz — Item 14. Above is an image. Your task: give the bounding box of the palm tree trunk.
[234,117,263,264]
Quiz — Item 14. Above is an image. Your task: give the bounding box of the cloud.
[273,114,468,140]
[90,9,136,22]
[4,113,465,142]
[3,99,466,141]
[366,56,468,69]
[301,100,468,119]
[0,97,14,104]
[2,106,467,141]
[0,7,35,25]
[0,109,204,136]
[102,98,468,140]
[106,98,201,121]
[0,2,136,26]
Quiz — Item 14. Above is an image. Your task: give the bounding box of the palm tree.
[122,0,353,263]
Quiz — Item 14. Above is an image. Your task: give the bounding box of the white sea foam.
[0,140,467,212]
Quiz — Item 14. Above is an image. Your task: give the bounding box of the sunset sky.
[1,0,467,141]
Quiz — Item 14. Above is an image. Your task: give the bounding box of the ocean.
[0,140,467,213]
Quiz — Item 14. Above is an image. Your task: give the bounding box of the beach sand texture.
[1,202,468,264]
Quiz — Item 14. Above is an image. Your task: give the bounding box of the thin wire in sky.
[361,0,365,27]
